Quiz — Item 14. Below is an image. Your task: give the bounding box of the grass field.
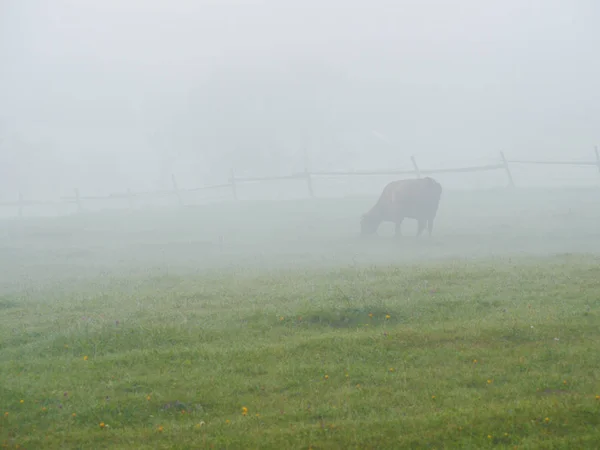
[1,188,600,449]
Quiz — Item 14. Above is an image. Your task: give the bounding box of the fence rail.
[508,160,598,166]
[3,148,599,217]
[312,169,417,176]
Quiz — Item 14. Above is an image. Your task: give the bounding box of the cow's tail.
[425,177,442,219]
[429,177,442,199]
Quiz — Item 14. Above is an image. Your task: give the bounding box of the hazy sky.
[1,0,599,195]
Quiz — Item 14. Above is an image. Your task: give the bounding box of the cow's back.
[368,177,442,221]
[389,177,442,219]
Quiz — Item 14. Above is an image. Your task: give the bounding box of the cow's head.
[359,212,380,237]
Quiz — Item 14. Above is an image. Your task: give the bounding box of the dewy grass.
[1,255,600,449]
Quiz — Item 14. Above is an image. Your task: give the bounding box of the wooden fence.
[2,148,599,217]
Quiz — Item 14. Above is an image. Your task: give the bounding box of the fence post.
[171,174,183,206]
[127,188,134,210]
[18,192,23,218]
[230,168,238,200]
[74,188,83,213]
[303,147,315,198]
[410,155,421,178]
[500,152,515,188]
[305,167,314,198]
[595,146,600,176]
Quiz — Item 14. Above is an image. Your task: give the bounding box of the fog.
[3,5,600,447]
[1,0,599,199]
[2,0,600,281]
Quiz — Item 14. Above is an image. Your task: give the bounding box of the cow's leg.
[416,218,426,237]
[394,219,404,238]
[427,208,439,237]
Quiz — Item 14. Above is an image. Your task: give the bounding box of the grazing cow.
[360,177,442,238]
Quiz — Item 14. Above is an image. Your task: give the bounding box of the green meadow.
[1,189,600,449]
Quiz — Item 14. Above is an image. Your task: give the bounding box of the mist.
[4,3,600,448]
[1,0,598,199]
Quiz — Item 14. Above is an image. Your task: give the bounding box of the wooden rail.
[4,148,599,217]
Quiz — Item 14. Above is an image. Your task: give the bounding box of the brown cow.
[360,177,442,237]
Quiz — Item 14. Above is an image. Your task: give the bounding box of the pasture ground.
[1,188,600,449]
